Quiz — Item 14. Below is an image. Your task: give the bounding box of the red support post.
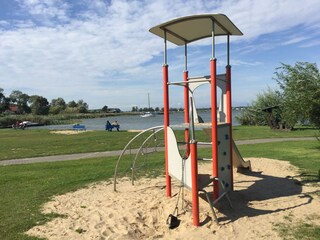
[226,65,233,190]
[226,66,232,124]
[190,141,199,226]
[210,59,219,199]
[183,71,190,157]
[163,64,171,197]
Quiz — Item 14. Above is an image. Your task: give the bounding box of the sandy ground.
[26,158,320,240]
[50,130,90,135]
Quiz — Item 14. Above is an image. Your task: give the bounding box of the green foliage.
[101,105,108,112]
[239,62,320,129]
[29,95,49,115]
[9,90,31,114]
[1,88,92,117]
[274,62,320,127]
[309,90,320,128]
[236,88,283,127]
[65,99,89,113]
[0,115,51,128]
[49,97,66,114]
[0,89,10,113]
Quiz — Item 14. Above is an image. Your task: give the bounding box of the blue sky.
[0,0,319,110]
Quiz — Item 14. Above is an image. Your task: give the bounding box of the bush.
[236,88,284,128]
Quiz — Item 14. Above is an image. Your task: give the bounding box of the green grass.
[273,213,320,240]
[1,126,318,161]
[0,129,137,160]
[232,125,319,140]
[238,140,320,179]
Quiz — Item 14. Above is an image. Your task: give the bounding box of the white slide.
[232,140,251,170]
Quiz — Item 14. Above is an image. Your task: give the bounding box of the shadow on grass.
[289,172,320,186]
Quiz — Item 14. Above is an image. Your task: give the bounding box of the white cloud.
[299,39,320,48]
[17,0,70,20]
[0,0,319,109]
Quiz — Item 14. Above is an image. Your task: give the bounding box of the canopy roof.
[149,14,243,46]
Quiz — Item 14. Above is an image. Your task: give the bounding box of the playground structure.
[150,13,249,226]
[114,14,251,227]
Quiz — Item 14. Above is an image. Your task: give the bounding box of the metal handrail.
[113,125,164,191]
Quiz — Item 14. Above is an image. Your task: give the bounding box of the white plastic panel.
[167,127,192,189]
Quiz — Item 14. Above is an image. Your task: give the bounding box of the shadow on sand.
[199,169,316,225]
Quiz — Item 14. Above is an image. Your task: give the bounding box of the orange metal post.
[163,64,171,197]
[226,66,232,123]
[210,58,219,199]
[190,141,199,226]
[184,71,190,156]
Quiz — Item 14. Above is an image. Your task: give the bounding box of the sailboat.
[140,93,155,118]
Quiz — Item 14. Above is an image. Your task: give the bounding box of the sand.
[26,158,320,240]
[50,130,90,135]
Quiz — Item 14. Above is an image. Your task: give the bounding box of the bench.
[73,124,86,131]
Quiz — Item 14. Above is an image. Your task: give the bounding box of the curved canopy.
[149,14,243,46]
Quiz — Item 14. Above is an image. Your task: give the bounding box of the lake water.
[38,110,241,131]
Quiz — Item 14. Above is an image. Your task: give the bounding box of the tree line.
[236,62,320,129]
[0,90,89,115]
[0,88,184,117]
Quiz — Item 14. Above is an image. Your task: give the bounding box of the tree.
[49,97,66,114]
[29,95,49,115]
[236,88,283,128]
[274,62,320,127]
[309,90,320,128]
[67,100,78,108]
[0,88,9,113]
[239,62,320,129]
[102,105,108,113]
[9,90,31,114]
[131,106,138,112]
[77,99,88,113]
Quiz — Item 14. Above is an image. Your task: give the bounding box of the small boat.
[140,93,155,118]
[140,111,154,118]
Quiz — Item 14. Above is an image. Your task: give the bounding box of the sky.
[0,0,320,110]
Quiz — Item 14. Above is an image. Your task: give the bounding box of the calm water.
[38,110,241,131]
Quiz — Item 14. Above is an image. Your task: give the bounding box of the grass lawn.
[232,125,319,140]
[0,126,318,161]
[239,141,320,183]
[0,129,137,160]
